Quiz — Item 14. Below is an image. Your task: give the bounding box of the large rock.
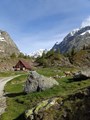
[73,70,90,80]
[25,97,61,120]
[24,71,59,93]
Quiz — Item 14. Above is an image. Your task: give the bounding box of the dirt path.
[0,75,21,115]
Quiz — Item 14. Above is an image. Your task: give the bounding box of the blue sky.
[0,0,90,54]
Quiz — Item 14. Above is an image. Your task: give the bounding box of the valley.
[0,26,90,120]
[0,1,90,120]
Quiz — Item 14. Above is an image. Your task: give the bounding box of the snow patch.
[0,37,6,42]
[80,30,90,35]
[30,49,48,58]
[69,28,79,36]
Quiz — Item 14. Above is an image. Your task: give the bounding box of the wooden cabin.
[14,60,32,71]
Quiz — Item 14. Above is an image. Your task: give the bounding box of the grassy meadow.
[1,67,90,120]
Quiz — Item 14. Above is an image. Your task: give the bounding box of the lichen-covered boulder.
[25,97,61,120]
[24,71,59,93]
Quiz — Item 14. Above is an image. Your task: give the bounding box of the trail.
[0,75,20,115]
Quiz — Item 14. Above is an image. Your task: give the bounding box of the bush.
[10,53,17,58]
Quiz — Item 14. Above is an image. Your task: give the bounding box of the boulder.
[24,71,59,93]
[73,70,90,80]
[25,97,61,120]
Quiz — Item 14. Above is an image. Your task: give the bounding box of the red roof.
[15,60,32,70]
[20,60,31,69]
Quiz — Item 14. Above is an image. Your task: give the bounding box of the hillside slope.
[35,51,71,67]
[0,30,20,58]
[72,49,90,67]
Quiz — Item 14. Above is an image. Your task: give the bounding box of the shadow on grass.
[5,92,26,98]
[67,78,85,83]
[13,112,25,120]
[68,77,89,83]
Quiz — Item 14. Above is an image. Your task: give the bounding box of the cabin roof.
[15,60,31,69]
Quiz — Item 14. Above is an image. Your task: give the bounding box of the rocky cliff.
[0,30,20,58]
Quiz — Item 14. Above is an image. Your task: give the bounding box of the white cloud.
[81,16,90,27]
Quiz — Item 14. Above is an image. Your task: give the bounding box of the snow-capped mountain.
[69,28,79,36]
[52,26,90,53]
[30,49,48,58]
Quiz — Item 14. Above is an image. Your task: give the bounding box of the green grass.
[0,71,27,77]
[37,67,77,77]
[1,67,90,120]
[4,74,27,93]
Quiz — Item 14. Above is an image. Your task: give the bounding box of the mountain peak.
[69,28,79,36]
[52,26,90,53]
[30,49,48,58]
[0,30,20,58]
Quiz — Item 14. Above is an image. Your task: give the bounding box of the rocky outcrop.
[73,70,90,80]
[24,71,59,93]
[0,30,20,58]
[25,97,62,120]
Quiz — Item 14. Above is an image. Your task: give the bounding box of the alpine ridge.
[52,26,90,53]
